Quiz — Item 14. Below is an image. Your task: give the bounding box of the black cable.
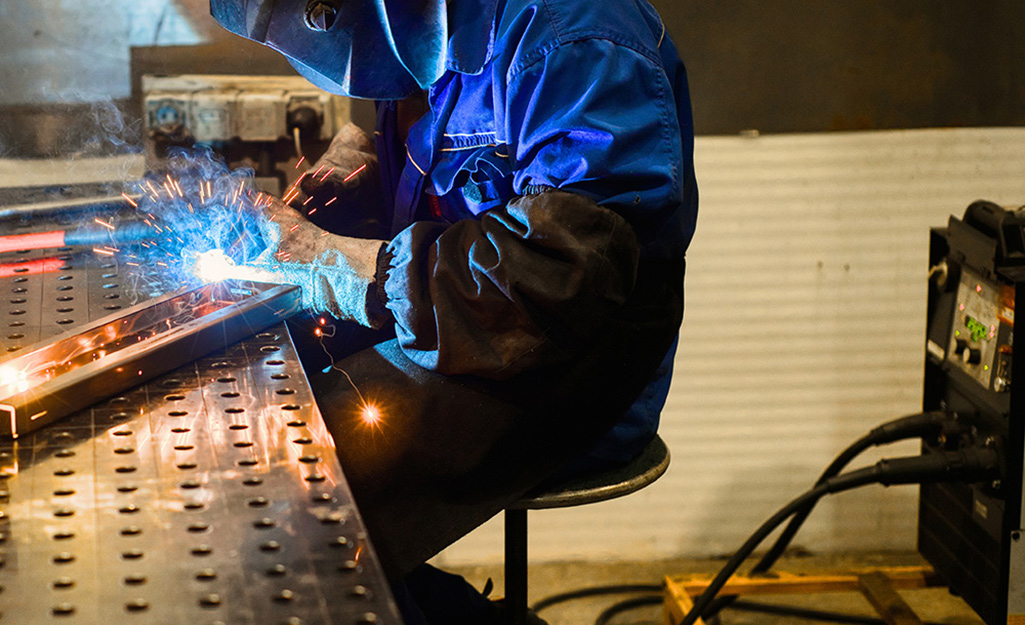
[593,594,662,625]
[531,584,661,613]
[755,412,952,574]
[680,447,999,625]
[704,412,954,618]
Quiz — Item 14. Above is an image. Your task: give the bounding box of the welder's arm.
[298,123,388,238]
[379,189,641,379]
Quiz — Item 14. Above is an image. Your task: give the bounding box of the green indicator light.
[955,330,961,337]
[984,365,990,371]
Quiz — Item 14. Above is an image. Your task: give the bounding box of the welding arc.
[0,222,154,254]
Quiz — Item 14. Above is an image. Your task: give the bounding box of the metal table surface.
[0,234,400,624]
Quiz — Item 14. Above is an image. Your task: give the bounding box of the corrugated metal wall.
[434,127,1025,566]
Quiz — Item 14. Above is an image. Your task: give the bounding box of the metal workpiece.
[0,245,399,624]
[1,274,301,437]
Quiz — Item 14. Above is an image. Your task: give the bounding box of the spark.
[321,166,337,182]
[325,197,337,206]
[343,163,367,183]
[295,156,306,169]
[312,164,325,178]
[308,208,318,215]
[94,218,115,230]
[122,193,139,208]
[92,247,115,256]
[360,403,382,426]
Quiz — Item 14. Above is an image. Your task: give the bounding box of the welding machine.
[920,200,1025,624]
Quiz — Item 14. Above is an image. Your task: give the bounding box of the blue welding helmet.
[210,0,447,99]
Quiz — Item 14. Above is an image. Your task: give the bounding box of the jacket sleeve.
[381,188,640,378]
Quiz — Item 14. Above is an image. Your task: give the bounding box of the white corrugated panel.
[433,127,1025,566]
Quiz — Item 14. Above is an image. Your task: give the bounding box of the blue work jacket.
[375,0,698,471]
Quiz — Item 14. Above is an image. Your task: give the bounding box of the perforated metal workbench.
[0,225,400,624]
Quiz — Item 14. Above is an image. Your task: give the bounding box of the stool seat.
[510,434,671,510]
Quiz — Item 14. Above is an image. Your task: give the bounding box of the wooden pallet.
[664,565,943,625]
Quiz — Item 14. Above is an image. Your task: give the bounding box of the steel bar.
[0,279,300,438]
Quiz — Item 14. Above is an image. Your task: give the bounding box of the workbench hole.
[168,410,189,417]
[123,574,147,585]
[56,295,73,301]
[112,430,133,436]
[164,394,185,402]
[174,445,195,451]
[187,523,209,533]
[228,424,248,431]
[286,420,306,427]
[115,466,137,473]
[217,377,236,383]
[191,544,213,556]
[237,459,258,467]
[56,319,74,325]
[12,277,27,283]
[10,287,26,293]
[220,391,240,398]
[7,321,24,327]
[246,497,269,507]
[117,485,139,493]
[259,540,281,552]
[52,531,75,540]
[266,359,285,366]
[177,462,198,470]
[6,333,23,339]
[171,427,190,433]
[184,501,205,510]
[8,310,25,316]
[266,564,287,577]
[275,388,296,395]
[271,373,290,380]
[224,407,244,414]
[8,298,25,304]
[120,526,142,536]
[52,577,75,589]
[103,293,119,299]
[242,477,263,486]
[51,603,75,616]
[56,307,73,313]
[119,505,140,514]
[58,265,73,271]
[56,285,73,292]
[281,404,301,411]
[53,489,75,497]
[102,283,119,289]
[195,568,217,581]
[121,549,144,560]
[6,346,20,353]
[260,345,281,353]
[56,274,72,280]
[103,304,122,310]
[101,273,117,279]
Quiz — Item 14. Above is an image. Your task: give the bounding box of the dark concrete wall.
[650,0,1025,134]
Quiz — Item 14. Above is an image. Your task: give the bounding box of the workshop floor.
[448,552,986,625]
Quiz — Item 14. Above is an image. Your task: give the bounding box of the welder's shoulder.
[497,0,667,67]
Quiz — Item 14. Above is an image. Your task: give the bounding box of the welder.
[209,0,697,622]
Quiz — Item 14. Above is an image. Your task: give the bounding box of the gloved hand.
[237,197,391,329]
[299,123,387,238]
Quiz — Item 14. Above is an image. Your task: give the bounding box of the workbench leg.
[505,509,528,625]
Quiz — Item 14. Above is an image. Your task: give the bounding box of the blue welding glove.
[240,198,390,328]
[299,123,387,238]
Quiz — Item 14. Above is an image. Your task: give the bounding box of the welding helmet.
[210,0,447,99]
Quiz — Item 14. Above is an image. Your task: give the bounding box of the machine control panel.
[947,266,1014,392]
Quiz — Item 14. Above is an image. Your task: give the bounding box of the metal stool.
[504,435,671,625]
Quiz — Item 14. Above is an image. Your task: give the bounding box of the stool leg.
[505,509,528,625]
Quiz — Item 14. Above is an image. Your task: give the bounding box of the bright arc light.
[193,249,237,283]
[360,403,382,427]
